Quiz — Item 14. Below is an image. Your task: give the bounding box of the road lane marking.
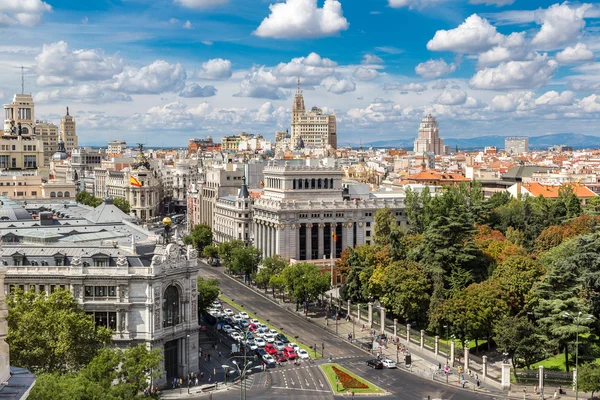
[270,387,331,393]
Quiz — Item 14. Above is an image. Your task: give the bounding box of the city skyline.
[2,0,600,146]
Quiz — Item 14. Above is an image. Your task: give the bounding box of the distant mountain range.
[340,133,600,150]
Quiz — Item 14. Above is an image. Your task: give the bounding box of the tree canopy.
[183,223,213,253]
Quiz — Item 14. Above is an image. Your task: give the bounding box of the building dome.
[131,144,151,170]
[52,138,69,161]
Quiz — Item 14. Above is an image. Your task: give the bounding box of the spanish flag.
[260,180,265,187]
[130,176,143,187]
[332,231,337,242]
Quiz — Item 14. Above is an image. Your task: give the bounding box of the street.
[198,263,498,399]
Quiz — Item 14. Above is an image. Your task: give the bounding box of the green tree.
[197,276,220,315]
[557,185,582,219]
[112,197,131,214]
[216,240,245,271]
[75,190,91,204]
[229,246,262,279]
[578,362,600,399]
[255,255,288,293]
[281,262,330,310]
[373,207,396,247]
[7,288,112,374]
[492,255,544,314]
[118,344,162,396]
[586,196,600,216]
[339,245,377,303]
[404,186,431,234]
[202,244,219,260]
[183,223,213,253]
[494,315,544,377]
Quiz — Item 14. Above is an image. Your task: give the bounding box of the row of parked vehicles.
[208,301,311,366]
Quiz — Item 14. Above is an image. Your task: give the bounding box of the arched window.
[298,179,302,189]
[162,285,180,328]
[57,192,63,198]
[311,178,315,189]
[330,178,334,188]
[50,192,56,198]
[324,179,329,189]
[318,179,322,189]
[305,179,309,189]
[293,179,297,190]
[64,191,71,198]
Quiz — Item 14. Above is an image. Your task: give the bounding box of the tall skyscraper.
[60,107,78,152]
[291,79,337,150]
[413,114,445,155]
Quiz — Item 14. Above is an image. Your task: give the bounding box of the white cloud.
[531,3,591,50]
[183,20,192,29]
[470,0,514,5]
[35,41,124,86]
[387,0,449,9]
[169,18,179,23]
[469,54,558,90]
[556,43,594,64]
[384,83,427,92]
[328,79,356,94]
[0,0,52,26]
[427,14,505,53]
[578,94,600,113]
[109,60,186,94]
[463,96,486,108]
[202,40,213,46]
[476,32,528,68]
[435,89,467,105]
[535,90,575,106]
[35,85,132,104]
[490,91,535,112]
[179,83,217,98]
[234,74,288,100]
[353,66,379,81]
[254,0,349,39]
[362,54,383,65]
[194,58,232,80]
[174,0,227,8]
[415,59,457,78]
[375,46,403,54]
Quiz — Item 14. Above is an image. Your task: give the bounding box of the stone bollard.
[380,307,386,334]
[393,318,397,339]
[501,363,511,390]
[464,346,470,373]
[357,303,361,323]
[450,340,455,366]
[434,336,439,357]
[420,330,425,350]
[482,355,488,381]
[368,302,373,329]
[539,365,544,396]
[406,324,411,345]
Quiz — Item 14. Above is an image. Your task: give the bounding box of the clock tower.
[60,106,78,152]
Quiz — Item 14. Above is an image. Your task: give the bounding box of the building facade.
[108,140,127,155]
[505,137,529,154]
[291,81,337,150]
[60,107,78,153]
[36,120,59,166]
[213,179,253,245]
[413,114,445,155]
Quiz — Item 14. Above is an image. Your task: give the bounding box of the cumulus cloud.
[109,60,186,94]
[578,94,600,113]
[174,0,228,8]
[435,89,467,105]
[469,54,558,90]
[384,82,427,92]
[194,58,232,80]
[556,43,594,64]
[476,32,529,68]
[328,79,356,94]
[254,0,349,39]
[36,41,124,86]
[427,14,505,53]
[0,0,52,26]
[234,77,288,100]
[183,20,192,29]
[388,0,513,7]
[179,83,217,98]
[35,85,132,104]
[415,59,457,78]
[353,66,379,81]
[490,91,535,112]
[431,80,448,90]
[362,54,383,65]
[535,90,575,106]
[531,3,591,50]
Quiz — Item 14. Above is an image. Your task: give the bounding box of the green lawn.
[438,338,487,350]
[219,294,322,359]
[320,363,386,395]
[531,354,600,372]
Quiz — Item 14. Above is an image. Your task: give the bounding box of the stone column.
[482,356,488,381]
[501,363,511,390]
[406,324,411,345]
[379,307,385,334]
[450,340,455,366]
[393,318,397,338]
[434,336,439,357]
[357,303,361,323]
[464,346,470,373]
[347,300,351,318]
[318,223,325,259]
[346,221,354,250]
[420,330,424,350]
[266,225,272,257]
[305,224,313,261]
[367,302,373,329]
[330,223,337,258]
[538,365,544,395]
[275,224,282,256]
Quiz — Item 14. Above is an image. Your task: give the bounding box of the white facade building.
[291,80,337,150]
[413,114,445,155]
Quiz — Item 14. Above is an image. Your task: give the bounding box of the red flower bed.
[332,366,368,389]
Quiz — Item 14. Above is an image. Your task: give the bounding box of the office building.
[504,137,529,154]
[60,107,78,153]
[291,80,337,150]
[413,114,445,155]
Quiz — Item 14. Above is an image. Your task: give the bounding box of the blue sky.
[1,0,600,146]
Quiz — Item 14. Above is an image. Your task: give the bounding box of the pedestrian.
[553,390,558,399]
[201,371,205,380]
[218,351,222,358]
[208,375,212,383]
[179,377,183,387]
[534,385,538,394]
[461,375,466,388]
[476,379,480,388]
[208,353,211,362]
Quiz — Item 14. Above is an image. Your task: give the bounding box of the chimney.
[517,182,521,197]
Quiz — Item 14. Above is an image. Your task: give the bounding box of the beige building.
[108,140,127,155]
[36,120,59,166]
[413,114,445,155]
[291,80,337,150]
[4,94,35,136]
[60,107,78,152]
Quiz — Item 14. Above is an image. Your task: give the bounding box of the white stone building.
[413,114,445,155]
[291,80,337,150]
[213,178,253,245]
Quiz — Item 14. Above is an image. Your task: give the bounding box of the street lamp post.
[186,334,190,395]
[563,311,594,400]
[443,324,449,364]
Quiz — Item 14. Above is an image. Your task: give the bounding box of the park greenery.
[334,182,600,377]
[76,191,131,214]
[7,289,162,399]
[183,223,213,253]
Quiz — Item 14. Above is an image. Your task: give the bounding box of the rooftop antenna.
[21,65,24,94]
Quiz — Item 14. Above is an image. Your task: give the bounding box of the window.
[366,230,371,237]
[50,192,56,198]
[85,286,93,297]
[24,155,36,168]
[91,311,117,330]
[39,285,45,293]
[366,222,371,227]
[0,156,8,168]
[163,285,181,328]
[95,286,107,297]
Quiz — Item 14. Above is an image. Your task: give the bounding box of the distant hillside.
[342,133,600,150]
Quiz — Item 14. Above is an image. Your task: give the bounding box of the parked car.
[381,359,396,369]
[250,319,260,325]
[230,332,243,342]
[222,325,233,334]
[248,323,258,332]
[367,359,383,369]
[276,334,289,344]
[239,312,249,319]
[262,354,276,366]
[289,343,300,351]
[255,338,266,347]
[277,354,288,363]
[233,315,242,323]
[246,341,258,351]
[239,319,249,328]
[264,343,278,355]
[264,333,276,343]
[255,328,268,337]
[255,348,267,357]
[274,341,285,351]
[297,349,310,359]
[283,346,296,359]
[268,329,278,335]
[223,309,234,316]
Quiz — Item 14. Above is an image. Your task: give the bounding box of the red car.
[265,343,278,355]
[248,324,258,332]
[283,346,296,360]
[277,354,287,363]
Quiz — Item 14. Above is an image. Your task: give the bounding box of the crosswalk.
[230,374,256,390]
